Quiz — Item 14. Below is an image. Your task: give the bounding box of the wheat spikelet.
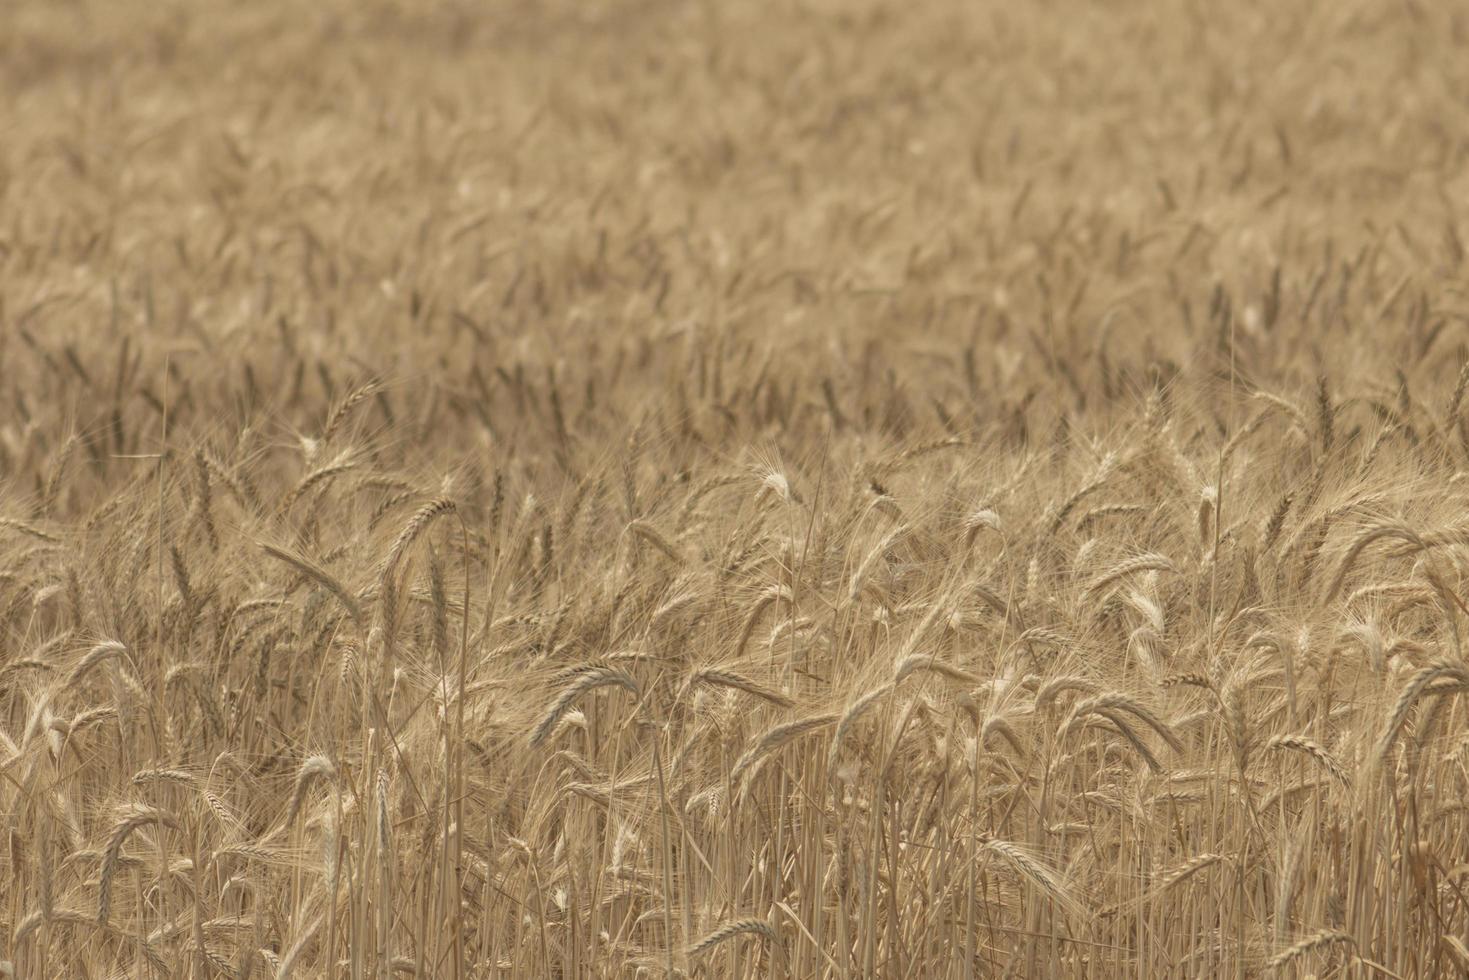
[197,451,251,512]
[691,668,793,708]
[1161,672,1215,692]
[64,641,129,690]
[1448,360,1469,426]
[1036,675,1102,711]
[731,713,838,783]
[968,582,1017,622]
[981,715,1026,758]
[1048,455,1117,533]
[368,489,416,531]
[1084,554,1175,602]
[0,658,53,682]
[1261,491,1294,550]
[554,749,608,784]
[893,653,983,688]
[260,542,364,627]
[322,377,380,444]
[284,755,338,829]
[829,683,894,766]
[1196,484,1216,545]
[688,917,777,957]
[680,473,743,528]
[14,907,96,945]
[0,517,61,543]
[191,449,218,552]
[734,584,793,657]
[651,586,699,626]
[1219,679,1254,771]
[1267,734,1351,787]
[1157,852,1225,893]
[1324,524,1427,602]
[1268,928,1354,970]
[617,518,678,565]
[67,706,117,737]
[201,791,243,832]
[1078,503,1147,533]
[376,765,393,858]
[131,767,197,789]
[1376,663,1469,765]
[1089,709,1167,772]
[274,914,324,980]
[980,836,1080,913]
[1250,390,1311,433]
[528,667,641,747]
[278,449,358,515]
[848,525,907,602]
[98,806,180,925]
[384,498,458,574]
[211,843,279,866]
[1259,778,1336,813]
[963,507,1002,547]
[41,433,77,516]
[233,596,287,619]
[754,468,799,505]
[1064,693,1183,754]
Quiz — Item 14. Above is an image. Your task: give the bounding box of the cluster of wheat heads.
[9,353,1469,978]
[8,0,1469,977]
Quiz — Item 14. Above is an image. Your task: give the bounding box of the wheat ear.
[528,667,641,747]
[260,543,364,627]
[1268,929,1354,970]
[731,714,838,784]
[688,917,777,957]
[1376,664,1469,764]
[99,806,181,925]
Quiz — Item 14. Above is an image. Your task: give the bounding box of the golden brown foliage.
[3,0,1469,976]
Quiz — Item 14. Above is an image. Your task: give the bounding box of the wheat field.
[4,1,1469,977]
